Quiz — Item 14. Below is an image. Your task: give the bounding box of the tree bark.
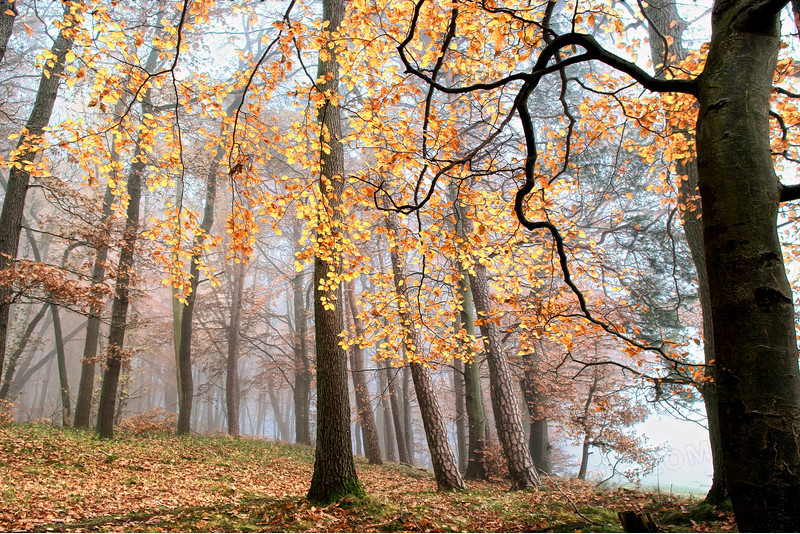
[377,364,398,462]
[306,0,363,504]
[695,6,800,530]
[385,210,465,491]
[467,257,539,488]
[0,6,75,379]
[226,260,244,437]
[0,0,16,65]
[345,279,382,465]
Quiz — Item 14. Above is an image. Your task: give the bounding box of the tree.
[306,0,364,504]
[345,278,382,465]
[0,1,77,381]
[396,0,800,528]
[385,209,465,490]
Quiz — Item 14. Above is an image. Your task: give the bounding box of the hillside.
[0,424,734,532]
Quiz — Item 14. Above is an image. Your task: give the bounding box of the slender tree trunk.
[50,304,70,427]
[522,344,551,474]
[385,210,465,491]
[345,279,382,465]
[95,139,145,440]
[402,365,414,464]
[453,356,467,473]
[177,107,227,435]
[577,439,591,481]
[74,185,114,428]
[377,366,397,462]
[226,261,244,437]
[0,6,75,378]
[306,0,363,504]
[0,303,47,400]
[385,366,410,464]
[292,222,312,445]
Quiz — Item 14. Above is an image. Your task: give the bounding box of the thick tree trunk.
[74,185,114,428]
[577,439,591,481]
[695,6,800,530]
[307,0,363,504]
[226,261,244,437]
[345,279,382,465]
[385,210,465,491]
[0,8,74,378]
[642,0,726,504]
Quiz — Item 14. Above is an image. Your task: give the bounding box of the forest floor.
[0,424,736,532]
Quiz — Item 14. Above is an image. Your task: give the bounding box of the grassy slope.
[0,424,734,532]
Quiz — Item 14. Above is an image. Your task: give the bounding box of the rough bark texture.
[0,0,16,64]
[226,261,244,437]
[386,211,465,491]
[642,0,726,504]
[346,279,382,465]
[307,0,363,504]
[74,185,114,428]
[467,260,539,488]
[695,6,800,530]
[0,10,74,379]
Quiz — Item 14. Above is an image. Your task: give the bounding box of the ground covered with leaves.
[0,424,734,532]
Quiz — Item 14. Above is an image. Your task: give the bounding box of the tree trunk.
[695,6,800,530]
[74,185,114,428]
[377,366,398,462]
[641,0,726,504]
[522,345,551,474]
[448,184,489,480]
[0,7,74,378]
[467,261,539,488]
[402,365,414,464]
[385,210,465,491]
[292,221,312,445]
[0,0,16,64]
[226,261,244,437]
[50,304,70,427]
[453,356,467,473]
[306,0,363,504]
[176,100,228,435]
[386,366,410,464]
[95,139,145,440]
[0,303,47,400]
[577,439,591,481]
[345,279,382,465]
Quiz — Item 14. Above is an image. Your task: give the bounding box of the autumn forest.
[1,0,799,531]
